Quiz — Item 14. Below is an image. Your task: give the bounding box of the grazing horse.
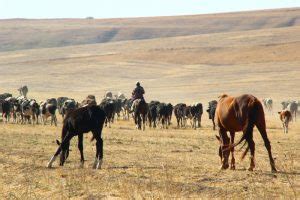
[132,99,148,130]
[47,105,106,169]
[278,110,292,133]
[216,94,277,172]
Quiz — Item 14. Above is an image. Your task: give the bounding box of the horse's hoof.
[80,162,84,168]
[248,167,254,171]
[220,164,229,170]
[271,167,277,173]
[230,166,236,170]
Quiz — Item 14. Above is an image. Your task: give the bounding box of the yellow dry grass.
[0,8,300,199]
[0,115,299,199]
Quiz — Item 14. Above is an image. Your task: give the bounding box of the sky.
[0,0,299,19]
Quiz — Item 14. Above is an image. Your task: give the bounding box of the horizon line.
[0,6,299,20]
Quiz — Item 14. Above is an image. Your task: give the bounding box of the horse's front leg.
[229,131,235,170]
[219,126,230,170]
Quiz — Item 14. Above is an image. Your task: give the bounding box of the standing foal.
[47,105,106,169]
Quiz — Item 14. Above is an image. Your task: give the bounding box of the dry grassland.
[0,8,300,199]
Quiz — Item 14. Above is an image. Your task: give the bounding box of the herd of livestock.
[0,87,299,171]
[0,87,299,133]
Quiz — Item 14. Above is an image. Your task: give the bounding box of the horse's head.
[56,139,70,166]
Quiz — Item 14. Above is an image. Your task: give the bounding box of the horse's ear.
[56,140,61,145]
[218,94,228,99]
[277,112,281,114]
[215,135,221,142]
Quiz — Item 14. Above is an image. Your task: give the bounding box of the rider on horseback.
[130,81,145,112]
[131,81,145,102]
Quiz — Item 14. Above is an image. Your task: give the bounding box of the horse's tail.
[241,146,250,160]
[91,136,95,142]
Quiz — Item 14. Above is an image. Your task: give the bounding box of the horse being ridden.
[131,82,148,130]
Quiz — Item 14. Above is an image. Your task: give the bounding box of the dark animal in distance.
[0,93,12,100]
[207,100,217,130]
[147,101,160,128]
[190,103,203,129]
[166,103,173,126]
[122,99,133,120]
[47,105,106,169]
[216,94,277,172]
[156,103,169,129]
[174,103,187,128]
[99,98,116,128]
[1,99,11,123]
[132,99,148,130]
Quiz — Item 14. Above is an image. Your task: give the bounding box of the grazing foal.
[278,110,292,134]
[47,105,106,169]
[216,94,277,172]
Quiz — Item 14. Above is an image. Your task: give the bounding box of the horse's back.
[217,94,263,131]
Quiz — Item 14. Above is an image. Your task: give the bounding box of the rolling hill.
[0,8,299,52]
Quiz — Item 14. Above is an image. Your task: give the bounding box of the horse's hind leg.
[244,123,255,171]
[256,121,277,172]
[92,130,103,169]
[142,114,146,131]
[78,134,84,167]
[229,131,235,170]
[138,115,142,130]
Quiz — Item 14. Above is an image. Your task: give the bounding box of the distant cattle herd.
[0,86,299,171]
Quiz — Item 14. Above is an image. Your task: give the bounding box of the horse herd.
[0,88,299,172]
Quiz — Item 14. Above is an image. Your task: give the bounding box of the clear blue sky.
[0,0,299,19]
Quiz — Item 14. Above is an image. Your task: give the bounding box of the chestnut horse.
[216,94,277,172]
